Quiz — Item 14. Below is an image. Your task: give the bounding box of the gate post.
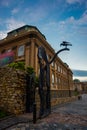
[33,102,37,123]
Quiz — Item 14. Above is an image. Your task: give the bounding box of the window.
[52,74,54,83]
[61,68,63,73]
[59,78,60,84]
[51,61,55,67]
[58,66,60,72]
[56,76,58,87]
[18,45,24,56]
[55,63,57,70]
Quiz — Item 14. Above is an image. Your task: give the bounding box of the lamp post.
[38,41,72,118]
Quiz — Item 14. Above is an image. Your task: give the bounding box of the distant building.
[0,25,73,97]
[73,80,87,93]
[81,82,87,93]
[73,81,82,92]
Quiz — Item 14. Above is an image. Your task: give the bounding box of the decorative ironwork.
[38,42,71,118]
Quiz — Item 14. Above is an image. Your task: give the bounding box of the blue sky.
[0,0,87,81]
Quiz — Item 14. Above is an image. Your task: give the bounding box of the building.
[81,82,87,93]
[0,25,73,98]
[73,80,87,94]
[73,81,82,93]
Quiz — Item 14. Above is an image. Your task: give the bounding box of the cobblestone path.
[0,94,87,130]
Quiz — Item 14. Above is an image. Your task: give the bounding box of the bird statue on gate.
[60,41,72,48]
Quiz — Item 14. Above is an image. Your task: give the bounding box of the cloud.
[1,0,9,6]
[66,0,81,4]
[11,8,19,15]
[6,18,25,32]
[0,31,7,39]
[59,11,87,27]
[73,70,87,77]
[73,69,87,81]
[0,18,25,39]
[78,10,87,25]
[56,9,87,38]
[40,9,87,58]
[23,5,49,23]
[0,0,13,7]
[73,76,87,81]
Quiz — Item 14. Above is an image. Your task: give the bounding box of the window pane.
[52,74,54,83]
[18,45,24,56]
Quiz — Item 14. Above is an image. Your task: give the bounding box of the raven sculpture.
[60,41,72,48]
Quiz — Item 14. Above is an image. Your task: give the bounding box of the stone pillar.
[25,43,30,67]
[35,46,38,75]
[30,39,35,68]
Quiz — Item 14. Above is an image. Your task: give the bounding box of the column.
[30,39,35,68]
[25,44,30,67]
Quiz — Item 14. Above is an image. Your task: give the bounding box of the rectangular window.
[55,63,57,70]
[58,66,60,72]
[61,68,62,73]
[56,76,58,87]
[18,45,24,56]
[59,78,60,84]
[51,61,55,67]
[51,73,55,87]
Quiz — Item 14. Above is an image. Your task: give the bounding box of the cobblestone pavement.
[1,94,87,130]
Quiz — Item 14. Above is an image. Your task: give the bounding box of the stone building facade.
[0,25,73,112]
[0,25,73,94]
[81,82,87,93]
[73,81,87,93]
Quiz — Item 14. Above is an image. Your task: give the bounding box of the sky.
[0,0,87,81]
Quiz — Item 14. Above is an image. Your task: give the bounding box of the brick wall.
[0,67,26,115]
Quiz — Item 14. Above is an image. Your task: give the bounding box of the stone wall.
[0,67,77,115]
[35,90,77,110]
[0,67,26,115]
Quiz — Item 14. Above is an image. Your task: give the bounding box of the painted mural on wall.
[0,51,14,67]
